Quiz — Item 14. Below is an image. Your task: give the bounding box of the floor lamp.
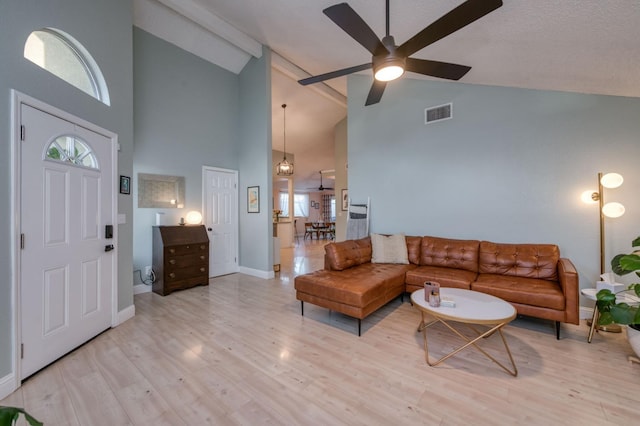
[589,172,625,332]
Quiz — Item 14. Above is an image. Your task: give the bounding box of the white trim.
[9,90,119,392]
[0,373,16,400]
[238,267,274,280]
[116,304,136,325]
[133,284,152,295]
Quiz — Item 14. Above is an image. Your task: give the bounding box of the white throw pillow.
[371,233,409,264]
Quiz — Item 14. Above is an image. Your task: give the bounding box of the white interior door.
[203,167,238,277]
[20,104,115,378]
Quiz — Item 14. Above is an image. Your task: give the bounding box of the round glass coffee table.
[411,288,518,376]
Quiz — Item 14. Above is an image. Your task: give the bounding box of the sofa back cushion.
[406,236,422,265]
[420,236,480,272]
[478,241,559,281]
[371,233,409,264]
[325,237,372,271]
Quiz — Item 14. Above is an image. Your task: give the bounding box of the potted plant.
[596,236,640,360]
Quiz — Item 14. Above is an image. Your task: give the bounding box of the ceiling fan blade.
[323,3,387,55]
[405,58,471,80]
[298,63,372,86]
[365,80,387,106]
[398,0,503,57]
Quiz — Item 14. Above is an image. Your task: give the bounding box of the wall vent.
[424,102,452,124]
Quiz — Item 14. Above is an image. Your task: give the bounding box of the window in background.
[24,28,110,105]
[280,193,310,217]
[294,193,309,217]
[279,192,290,217]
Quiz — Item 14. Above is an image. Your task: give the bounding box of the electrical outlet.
[144,266,152,278]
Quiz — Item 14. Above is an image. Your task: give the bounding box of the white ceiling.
[135,0,640,191]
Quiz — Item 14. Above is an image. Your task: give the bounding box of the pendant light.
[276,103,294,176]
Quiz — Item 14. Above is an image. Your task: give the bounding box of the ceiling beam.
[155,0,263,58]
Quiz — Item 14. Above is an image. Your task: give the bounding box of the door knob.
[207,227,212,231]
[104,244,114,252]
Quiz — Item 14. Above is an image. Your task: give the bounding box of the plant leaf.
[0,406,43,426]
[631,236,640,248]
[610,304,637,324]
[611,254,630,275]
[598,311,614,325]
[619,254,640,272]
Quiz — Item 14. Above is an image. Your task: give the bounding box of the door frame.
[201,165,239,276]
[9,90,119,391]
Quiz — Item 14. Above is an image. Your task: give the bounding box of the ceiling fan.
[298,0,503,106]
[314,170,334,191]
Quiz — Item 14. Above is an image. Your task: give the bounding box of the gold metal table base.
[587,305,621,343]
[417,312,518,377]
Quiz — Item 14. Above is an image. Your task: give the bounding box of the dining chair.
[304,222,317,240]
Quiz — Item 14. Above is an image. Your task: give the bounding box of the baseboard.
[238,266,274,279]
[0,372,17,401]
[116,304,135,325]
[133,284,152,295]
[580,305,595,320]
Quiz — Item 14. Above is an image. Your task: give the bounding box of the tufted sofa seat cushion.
[295,262,416,319]
[472,274,565,311]
[405,266,478,292]
[479,242,559,281]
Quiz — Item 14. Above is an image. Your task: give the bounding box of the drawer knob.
[200,245,206,250]
[169,259,176,265]
[169,272,176,278]
[200,255,205,260]
[200,267,205,272]
[169,249,175,254]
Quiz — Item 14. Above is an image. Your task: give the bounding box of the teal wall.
[0,0,134,379]
[238,50,273,274]
[347,75,640,294]
[132,28,241,277]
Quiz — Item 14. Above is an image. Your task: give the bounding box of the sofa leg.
[358,319,361,337]
[301,301,304,316]
[555,321,560,340]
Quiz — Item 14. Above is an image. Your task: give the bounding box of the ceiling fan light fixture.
[276,103,294,176]
[373,56,405,82]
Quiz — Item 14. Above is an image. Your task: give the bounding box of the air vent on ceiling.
[425,102,452,124]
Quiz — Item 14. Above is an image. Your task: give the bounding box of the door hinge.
[20,125,25,141]
[21,343,24,359]
[20,233,24,249]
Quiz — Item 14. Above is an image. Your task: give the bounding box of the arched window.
[46,135,99,170]
[24,28,110,105]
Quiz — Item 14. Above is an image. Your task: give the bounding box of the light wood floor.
[3,239,640,425]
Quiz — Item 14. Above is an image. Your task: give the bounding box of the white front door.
[203,167,238,277]
[20,103,116,378]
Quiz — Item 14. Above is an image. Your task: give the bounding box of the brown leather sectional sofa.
[294,235,579,338]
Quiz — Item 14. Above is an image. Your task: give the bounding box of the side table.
[581,288,621,343]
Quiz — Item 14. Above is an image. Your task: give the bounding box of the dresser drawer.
[164,265,208,283]
[165,252,208,268]
[165,244,207,256]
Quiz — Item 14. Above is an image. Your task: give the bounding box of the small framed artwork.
[314,202,320,210]
[341,189,348,211]
[247,186,260,213]
[120,175,130,195]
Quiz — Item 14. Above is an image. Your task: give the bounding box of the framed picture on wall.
[247,186,260,213]
[341,189,348,211]
[120,175,130,195]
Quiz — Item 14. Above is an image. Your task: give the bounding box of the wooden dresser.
[152,225,209,296]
